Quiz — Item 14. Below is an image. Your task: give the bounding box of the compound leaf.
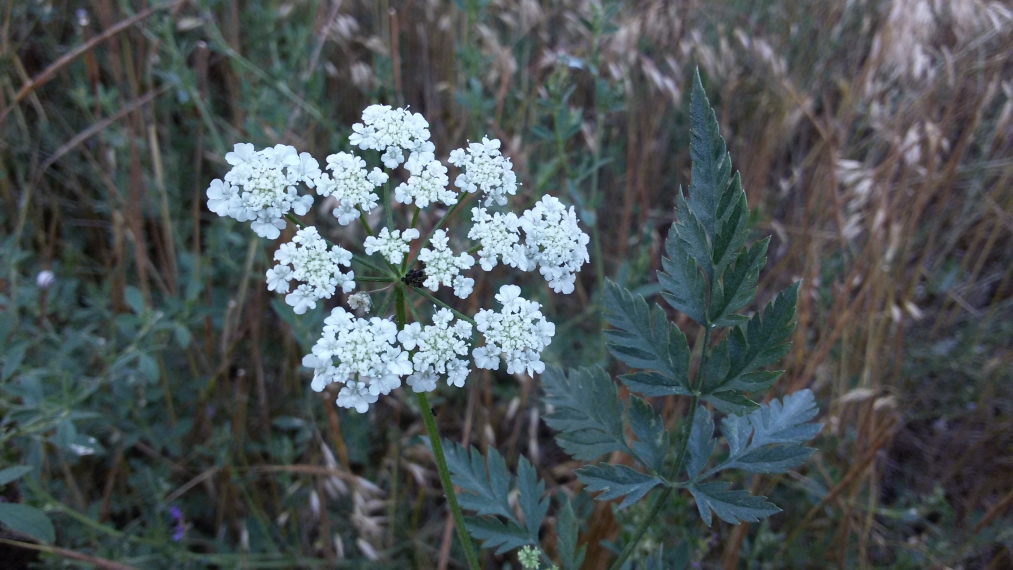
[688,481,780,526]
[711,237,769,327]
[542,367,632,461]
[722,282,799,390]
[576,464,663,510]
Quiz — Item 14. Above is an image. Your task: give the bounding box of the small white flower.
[208,143,319,239]
[453,275,475,299]
[447,136,518,206]
[36,270,56,289]
[347,292,372,312]
[468,207,521,271]
[473,285,555,376]
[362,227,420,265]
[337,381,378,413]
[271,227,355,314]
[417,230,475,293]
[517,195,590,294]
[393,158,457,208]
[406,367,439,393]
[398,308,472,387]
[316,152,384,226]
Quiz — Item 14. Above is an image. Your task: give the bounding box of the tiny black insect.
[401,268,426,288]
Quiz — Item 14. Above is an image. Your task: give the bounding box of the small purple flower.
[169,506,185,541]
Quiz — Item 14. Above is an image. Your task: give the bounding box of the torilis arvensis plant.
[206,71,822,569]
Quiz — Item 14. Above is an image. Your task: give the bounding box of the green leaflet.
[687,481,781,526]
[443,441,515,521]
[604,280,692,396]
[542,367,632,461]
[575,464,663,510]
[0,503,55,543]
[556,496,586,570]
[463,517,533,555]
[516,457,549,538]
[0,465,33,486]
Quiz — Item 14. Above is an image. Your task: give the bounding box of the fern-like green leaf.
[542,367,632,461]
[575,464,663,510]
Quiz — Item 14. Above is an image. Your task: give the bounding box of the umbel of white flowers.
[206,105,590,412]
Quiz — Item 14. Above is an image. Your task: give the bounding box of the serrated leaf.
[619,371,692,398]
[702,391,759,415]
[700,339,730,393]
[686,70,731,243]
[603,281,690,392]
[464,516,532,555]
[0,503,55,543]
[711,237,769,326]
[715,390,822,475]
[542,367,631,461]
[686,406,715,478]
[442,441,516,523]
[674,192,714,283]
[711,174,749,274]
[576,464,663,510]
[0,466,33,486]
[516,456,549,538]
[688,481,780,526]
[659,237,708,326]
[627,397,669,474]
[722,282,799,389]
[556,496,586,570]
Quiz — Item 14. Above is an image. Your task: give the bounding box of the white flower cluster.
[304,307,413,413]
[468,207,522,271]
[206,143,319,239]
[363,227,420,265]
[473,285,555,376]
[316,152,388,225]
[399,308,473,391]
[393,158,456,208]
[448,137,518,206]
[207,106,593,414]
[417,230,475,298]
[349,104,434,169]
[516,195,590,294]
[266,227,355,314]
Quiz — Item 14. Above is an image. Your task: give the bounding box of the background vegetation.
[1,0,1012,567]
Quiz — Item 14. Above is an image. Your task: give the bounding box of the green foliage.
[531,69,818,566]
[0,503,55,543]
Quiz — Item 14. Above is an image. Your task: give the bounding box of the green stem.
[417,392,482,570]
[392,288,480,570]
[351,254,386,274]
[284,212,305,228]
[358,211,375,237]
[384,181,394,231]
[408,286,477,326]
[355,276,394,283]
